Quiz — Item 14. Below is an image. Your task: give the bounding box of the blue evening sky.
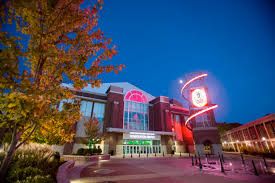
[96,0,275,124]
[4,0,274,124]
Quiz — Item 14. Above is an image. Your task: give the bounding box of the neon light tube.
[180,73,208,96]
[185,104,218,126]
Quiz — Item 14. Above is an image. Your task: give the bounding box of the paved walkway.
[69,155,275,183]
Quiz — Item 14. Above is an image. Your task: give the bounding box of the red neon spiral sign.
[181,73,218,130]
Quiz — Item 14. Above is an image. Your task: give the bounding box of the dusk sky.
[95,0,275,124]
[5,0,274,124]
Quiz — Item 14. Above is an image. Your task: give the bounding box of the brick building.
[58,82,219,155]
[221,114,275,153]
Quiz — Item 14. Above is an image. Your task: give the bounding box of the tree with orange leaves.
[82,117,103,149]
[0,0,124,179]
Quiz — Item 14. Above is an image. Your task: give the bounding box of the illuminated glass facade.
[59,82,196,155]
[123,90,149,131]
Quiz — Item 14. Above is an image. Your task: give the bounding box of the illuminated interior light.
[185,104,218,126]
[180,73,208,96]
[262,137,266,141]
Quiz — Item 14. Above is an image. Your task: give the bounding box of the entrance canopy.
[106,128,177,136]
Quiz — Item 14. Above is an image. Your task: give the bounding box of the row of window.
[59,99,105,126]
[222,120,275,142]
[60,99,151,131]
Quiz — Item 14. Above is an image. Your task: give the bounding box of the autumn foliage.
[0,0,123,179]
[82,117,103,147]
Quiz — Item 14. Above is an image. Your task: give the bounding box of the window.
[171,114,183,141]
[124,90,149,131]
[271,121,275,135]
[266,121,275,138]
[93,103,105,121]
[80,100,93,117]
[79,100,105,131]
[195,112,210,128]
[238,131,244,141]
[243,129,250,140]
[58,99,74,111]
[257,124,267,138]
[93,102,105,131]
[248,127,257,140]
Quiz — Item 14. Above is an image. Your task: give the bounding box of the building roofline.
[222,113,275,135]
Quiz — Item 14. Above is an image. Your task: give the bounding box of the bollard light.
[241,154,245,165]
[199,156,202,170]
[221,154,225,163]
[252,160,259,176]
[263,155,268,168]
[219,156,225,173]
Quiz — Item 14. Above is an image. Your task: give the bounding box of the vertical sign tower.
[181,72,222,156]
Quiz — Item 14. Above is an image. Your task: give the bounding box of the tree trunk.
[0,125,18,182]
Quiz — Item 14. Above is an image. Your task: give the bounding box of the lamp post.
[236,140,240,152]
[262,137,270,153]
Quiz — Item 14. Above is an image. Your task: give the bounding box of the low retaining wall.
[57,154,110,183]
[61,154,110,161]
[56,161,75,183]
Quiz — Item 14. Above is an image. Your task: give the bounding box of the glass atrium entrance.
[123,139,161,154]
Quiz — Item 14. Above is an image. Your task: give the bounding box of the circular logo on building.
[191,88,207,107]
